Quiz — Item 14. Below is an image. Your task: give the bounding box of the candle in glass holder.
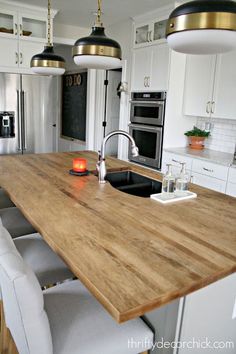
[73,158,87,173]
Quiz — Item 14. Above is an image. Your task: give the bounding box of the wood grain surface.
[0,151,235,323]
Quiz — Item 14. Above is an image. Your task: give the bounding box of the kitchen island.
[0,151,235,327]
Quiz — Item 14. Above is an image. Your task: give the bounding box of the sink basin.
[106,170,162,198]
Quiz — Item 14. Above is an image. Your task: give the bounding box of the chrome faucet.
[96,130,139,184]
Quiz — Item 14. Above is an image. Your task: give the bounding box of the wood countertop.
[0,151,235,323]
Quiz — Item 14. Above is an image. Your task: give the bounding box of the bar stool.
[0,220,73,288]
[0,227,154,354]
[0,189,15,209]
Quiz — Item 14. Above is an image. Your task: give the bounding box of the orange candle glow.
[73,158,87,173]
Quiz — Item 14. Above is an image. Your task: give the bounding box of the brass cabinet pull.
[211,101,215,114]
[14,23,18,35]
[144,77,147,87]
[19,24,23,36]
[20,52,23,64]
[206,101,211,114]
[149,31,153,42]
[15,52,18,64]
[172,158,183,164]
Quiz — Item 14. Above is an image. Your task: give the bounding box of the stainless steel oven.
[129,92,166,169]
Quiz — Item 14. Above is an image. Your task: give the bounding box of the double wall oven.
[129,92,166,169]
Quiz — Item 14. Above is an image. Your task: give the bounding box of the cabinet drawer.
[192,159,228,181]
[191,172,226,193]
[162,152,192,172]
[228,167,236,184]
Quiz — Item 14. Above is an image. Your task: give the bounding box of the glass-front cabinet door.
[153,19,168,41]
[134,23,151,46]
[0,9,18,37]
[18,14,47,41]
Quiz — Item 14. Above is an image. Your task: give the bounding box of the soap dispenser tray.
[150,191,197,204]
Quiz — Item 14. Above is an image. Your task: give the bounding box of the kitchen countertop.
[164,147,234,167]
[0,151,235,323]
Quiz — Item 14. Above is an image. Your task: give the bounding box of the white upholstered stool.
[0,228,153,354]
[0,221,73,288]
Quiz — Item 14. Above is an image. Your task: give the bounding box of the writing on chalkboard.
[61,72,87,142]
[65,74,82,87]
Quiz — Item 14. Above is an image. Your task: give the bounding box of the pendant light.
[72,0,122,69]
[31,0,65,75]
[166,0,236,55]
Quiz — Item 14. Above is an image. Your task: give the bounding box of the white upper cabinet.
[131,46,152,91]
[0,1,56,72]
[134,19,168,48]
[183,50,236,120]
[131,43,170,91]
[183,55,216,118]
[212,50,236,120]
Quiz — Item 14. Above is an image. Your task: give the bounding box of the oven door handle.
[129,100,165,105]
[129,124,162,131]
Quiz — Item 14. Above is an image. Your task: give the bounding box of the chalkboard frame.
[61,71,87,143]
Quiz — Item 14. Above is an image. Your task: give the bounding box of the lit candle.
[73,158,87,173]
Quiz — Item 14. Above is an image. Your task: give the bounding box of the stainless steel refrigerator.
[0,73,61,155]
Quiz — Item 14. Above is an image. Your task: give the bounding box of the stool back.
[0,224,53,354]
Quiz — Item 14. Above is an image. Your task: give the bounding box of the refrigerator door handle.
[17,90,22,152]
[21,91,27,151]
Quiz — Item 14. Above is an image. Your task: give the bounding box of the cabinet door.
[0,37,18,68]
[183,55,217,117]
[191,172,226,193]
[18,13,47,41]
[226,182,236,197]
[19,40,44,69]
[162,151,192,175]
[150,43,170,91]
[212,50,236,120]
[178,274,236,354]
[134,23,152,47]
[131,47,152,91]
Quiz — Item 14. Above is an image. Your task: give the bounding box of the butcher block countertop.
[0,151,235,323]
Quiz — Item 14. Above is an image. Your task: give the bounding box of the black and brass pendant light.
[166,0,236,55]
[72,0,122,69]
[31,0,65,75]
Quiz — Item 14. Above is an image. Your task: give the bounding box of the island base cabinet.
[177,273,236,354]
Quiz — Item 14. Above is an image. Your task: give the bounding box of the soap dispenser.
[175,162,189,194]
[162,164,175,194]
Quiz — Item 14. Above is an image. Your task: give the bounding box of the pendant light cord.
[47,0,52,46]
[96,0,103,26]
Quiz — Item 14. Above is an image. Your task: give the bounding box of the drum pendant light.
[72,0,122,69]
[166,0,236,55]
[31,0,65,75]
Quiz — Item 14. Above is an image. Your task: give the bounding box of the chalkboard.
[61,72,87,141]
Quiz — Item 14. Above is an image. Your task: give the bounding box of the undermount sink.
[105,170,162,198]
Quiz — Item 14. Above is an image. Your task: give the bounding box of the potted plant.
[184,126,210,150]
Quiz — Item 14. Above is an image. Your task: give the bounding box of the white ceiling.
[13,0,173,27]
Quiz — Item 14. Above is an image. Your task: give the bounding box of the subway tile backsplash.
[196,117,236,153]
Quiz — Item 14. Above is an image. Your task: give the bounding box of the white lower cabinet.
[178,273,236,354]
[226,183,236,197]
[191,172,227,193]
[162,152,192,176]
[226,167,236,197]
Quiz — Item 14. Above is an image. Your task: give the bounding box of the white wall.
[107,19,134,160]
[163,50,195,148]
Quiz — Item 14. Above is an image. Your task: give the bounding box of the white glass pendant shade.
[167,29,236,55]
[73,26,122,70]
[31,66,65,76]
[166,0,236,55]
[73,55,121,69]
[31,46,65,76]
